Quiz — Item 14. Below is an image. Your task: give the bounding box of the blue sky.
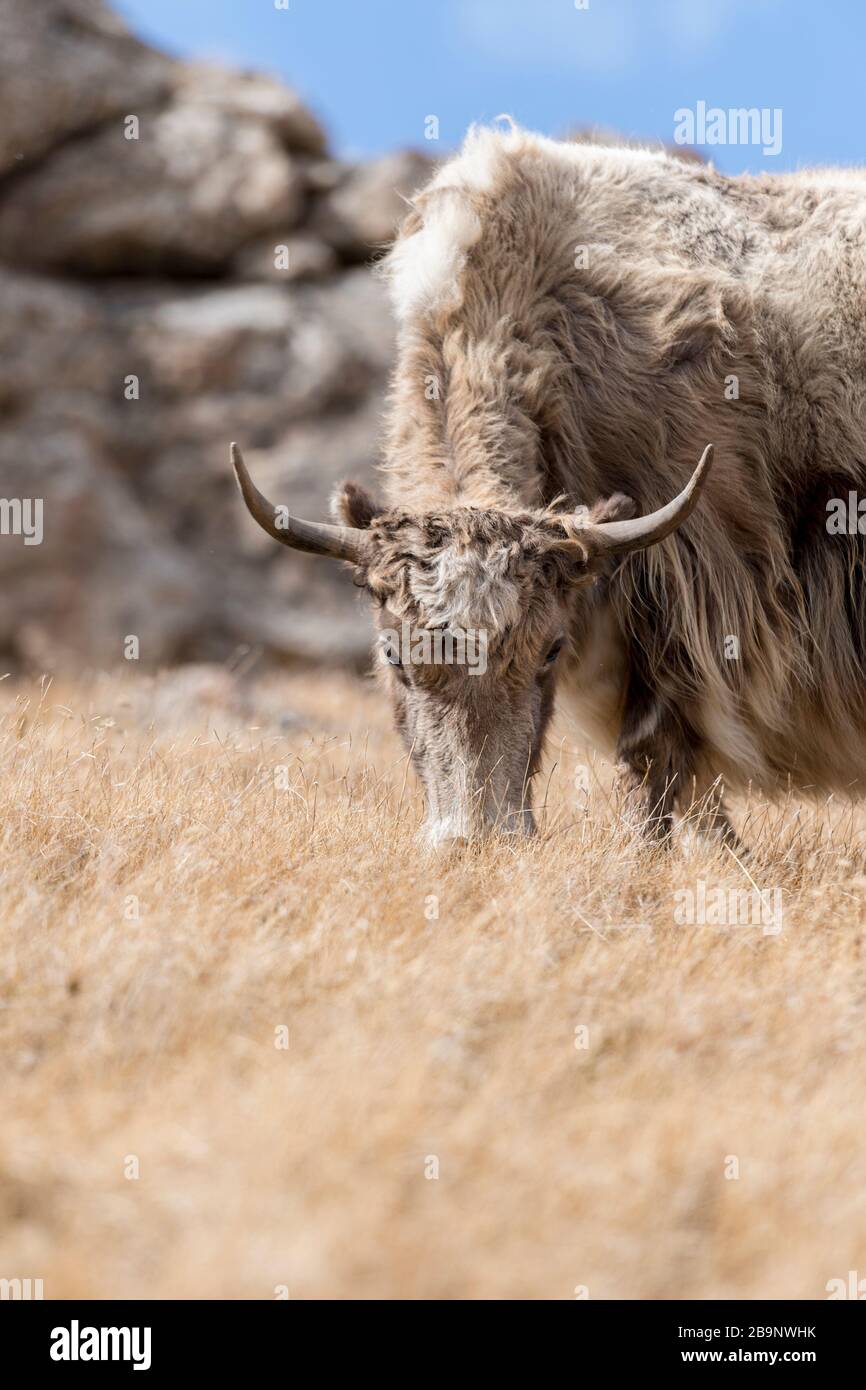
[117,0,863,172]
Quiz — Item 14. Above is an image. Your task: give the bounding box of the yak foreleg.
[615,683,742,851]
[615,752,678,844]
[680,775,746,856]
[615,691,685,845]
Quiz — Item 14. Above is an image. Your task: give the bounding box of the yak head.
[231,443,713,848]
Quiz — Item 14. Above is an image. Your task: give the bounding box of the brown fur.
[328,124,866,843]
[339,501,593,843]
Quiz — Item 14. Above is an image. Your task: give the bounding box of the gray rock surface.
[0,0,434,670]
[0,0,173,176]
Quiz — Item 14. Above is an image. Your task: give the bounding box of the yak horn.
[231,443,365,563]
[586,444,714,555]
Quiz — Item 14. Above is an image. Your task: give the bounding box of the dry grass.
[1,664,865,1300]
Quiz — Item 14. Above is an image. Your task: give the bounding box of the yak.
[232,122,866,848]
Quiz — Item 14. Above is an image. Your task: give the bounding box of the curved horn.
[231,443,365,563]
[586,444,714,555]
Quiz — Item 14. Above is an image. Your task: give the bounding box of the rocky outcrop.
[0,0,173,177]
[0,0,433,669]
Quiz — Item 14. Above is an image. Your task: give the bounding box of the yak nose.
[425,817,476,851]
[426,805,537,850]
[431,832,471,853]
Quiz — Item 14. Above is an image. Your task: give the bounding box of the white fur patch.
[410,544,522,635]
[383,120,672,325]
[426,121,515,196]
[383,123,522,323]
[385,189,482,323]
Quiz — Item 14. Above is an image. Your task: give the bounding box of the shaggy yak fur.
[240,123,866,847]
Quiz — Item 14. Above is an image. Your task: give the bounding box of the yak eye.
[380,633,405,669]
[545,638,564,665]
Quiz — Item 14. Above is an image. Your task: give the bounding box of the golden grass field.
[1,664,865,1300]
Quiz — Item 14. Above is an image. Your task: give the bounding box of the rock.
[0,268,115,411]
[221,400,385,666]
[0,1,419,672]
[0,416,203,669]
[121,268,394,430]
[233,233,339,283]
[312,150,435,260]
[0,0,172,177]
[0,103,307,274]
[174,62,328,157]
[303,160,350,194]
[0,262,389,668]
[235,394,387,538]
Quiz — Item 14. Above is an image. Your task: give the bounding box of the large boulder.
[0,102,308,274]
[0,0,431,671]
[174,62,328,158]
[0,411,204,669]
[0,261,392,667]
[312,151,434,261]
[0,0,173,177]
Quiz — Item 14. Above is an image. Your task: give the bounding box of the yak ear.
[586,492,637,525]
[331,481,380,529]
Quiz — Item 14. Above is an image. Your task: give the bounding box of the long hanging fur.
[377,123,866,796]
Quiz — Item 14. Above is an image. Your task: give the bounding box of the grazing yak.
[233,122,866,848]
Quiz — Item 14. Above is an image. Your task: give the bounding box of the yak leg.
[616,752,678,843]
[615,682,687,845]
[615,672,748,851]
[682,775,746,855]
